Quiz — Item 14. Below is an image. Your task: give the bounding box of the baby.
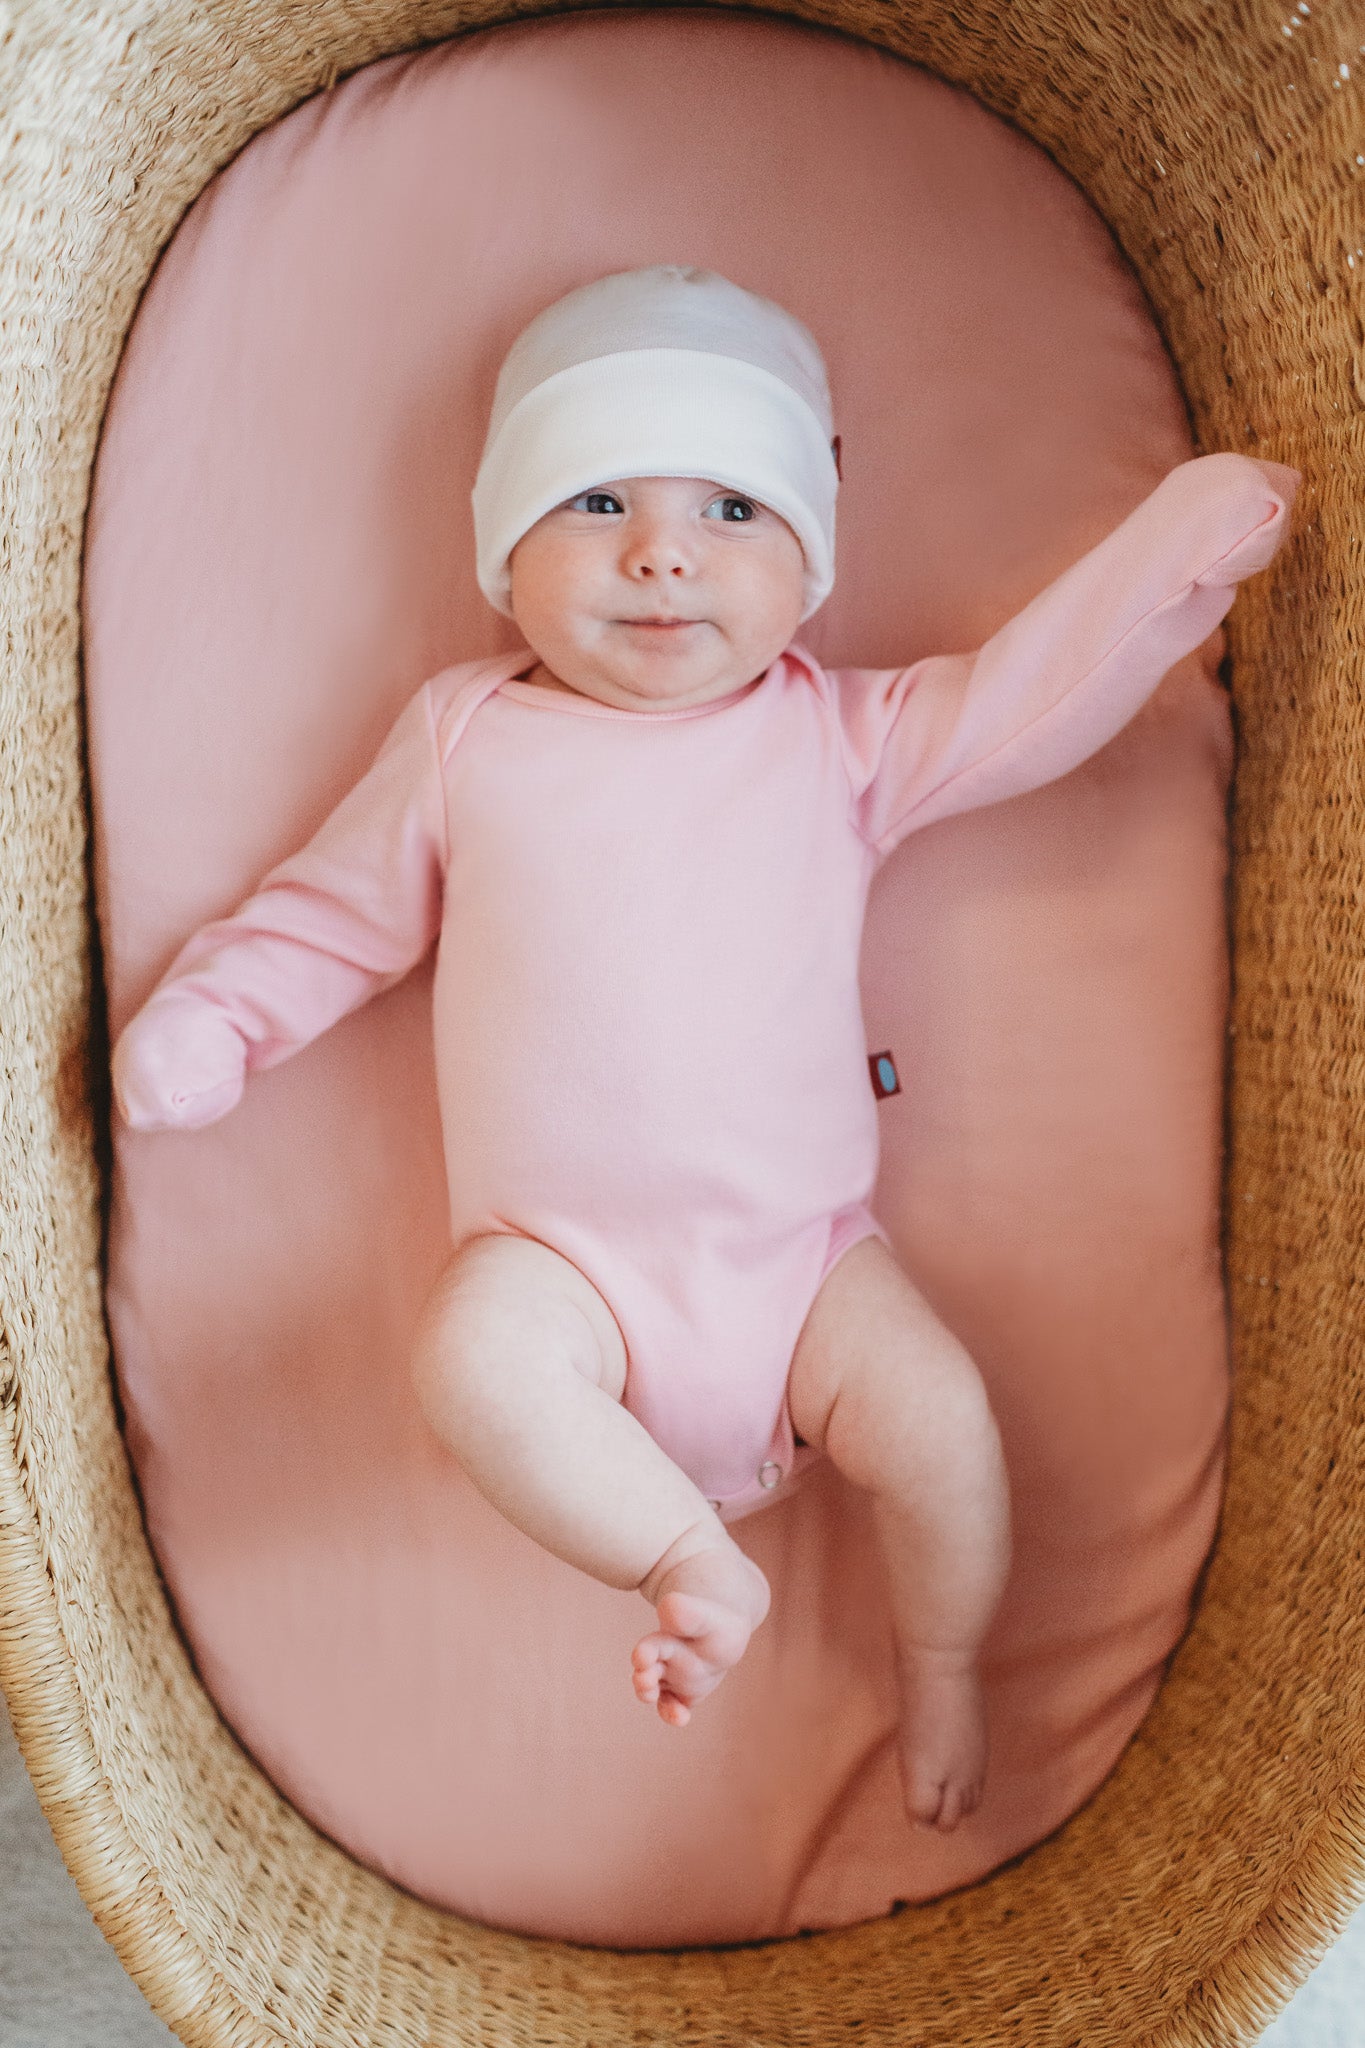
[111,264,1299,1834]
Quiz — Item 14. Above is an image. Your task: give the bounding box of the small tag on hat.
[868,1049,900,1100]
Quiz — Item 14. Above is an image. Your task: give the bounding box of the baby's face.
[507,477,807,710]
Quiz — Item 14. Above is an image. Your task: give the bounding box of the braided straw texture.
[1,0,1361,2041]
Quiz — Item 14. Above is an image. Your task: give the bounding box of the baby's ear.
[831,435,843,482]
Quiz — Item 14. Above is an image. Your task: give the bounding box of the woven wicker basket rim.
[2,3,1363,2044]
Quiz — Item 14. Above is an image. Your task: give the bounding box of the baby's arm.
[834,452,1300,853]
[112,683,448,1132]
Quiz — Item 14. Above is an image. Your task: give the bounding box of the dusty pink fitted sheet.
[85,7,1235,1946]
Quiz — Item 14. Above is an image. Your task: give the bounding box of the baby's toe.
[633,1664,660,1704]
[633,1633,692,1713]
[934,1784,964,1833]
[633,1633,679,1675]
[910,1786,944,1830]
[656,1591,746,1667]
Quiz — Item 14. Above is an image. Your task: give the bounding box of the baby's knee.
[410,1245,504,1428]
[833,1325,1001,1498]
[410,1236,523,1404]
[410,1232,621,1429]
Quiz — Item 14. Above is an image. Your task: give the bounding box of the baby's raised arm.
[112,683,448,1132]
[833,451,1300,854]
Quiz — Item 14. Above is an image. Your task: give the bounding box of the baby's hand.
[112,990,248,1131]
[1190,451,1302,589]
[1247,456,1303,501]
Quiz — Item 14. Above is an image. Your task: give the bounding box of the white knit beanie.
[471,265,839,624]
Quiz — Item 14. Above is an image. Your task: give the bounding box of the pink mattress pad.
[85,5,1235,1946]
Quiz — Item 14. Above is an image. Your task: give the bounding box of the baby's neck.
[519,661,580,698]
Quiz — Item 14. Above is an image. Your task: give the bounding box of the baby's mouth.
[618,617,703,631]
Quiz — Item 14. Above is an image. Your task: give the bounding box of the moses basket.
[1,0,1362,2041]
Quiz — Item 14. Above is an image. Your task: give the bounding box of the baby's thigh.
[787,1237,987,1486]
[411,1231,628,1407]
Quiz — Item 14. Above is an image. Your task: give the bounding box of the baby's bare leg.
[788,1236,1011,1832]
[410,1233,769,1724]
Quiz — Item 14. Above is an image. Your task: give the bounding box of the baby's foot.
[894,1647,989,1832]
[632,1530,771,1727]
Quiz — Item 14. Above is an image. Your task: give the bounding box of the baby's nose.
[630,542,691,574]
[623,521,694,573]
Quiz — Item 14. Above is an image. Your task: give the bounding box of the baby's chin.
[558,630,777,710]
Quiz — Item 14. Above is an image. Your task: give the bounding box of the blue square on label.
[869,1050,900,1100]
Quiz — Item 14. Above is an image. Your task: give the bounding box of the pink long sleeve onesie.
[113,452,1297,1520]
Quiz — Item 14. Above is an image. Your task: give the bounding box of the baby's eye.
[704,495,758,522]
[566,489,624,515]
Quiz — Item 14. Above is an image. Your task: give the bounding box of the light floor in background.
[2,1688,1361,2045]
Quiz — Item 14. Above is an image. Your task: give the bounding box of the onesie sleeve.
[832,451,1300,856]
[112,681,448,1132]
